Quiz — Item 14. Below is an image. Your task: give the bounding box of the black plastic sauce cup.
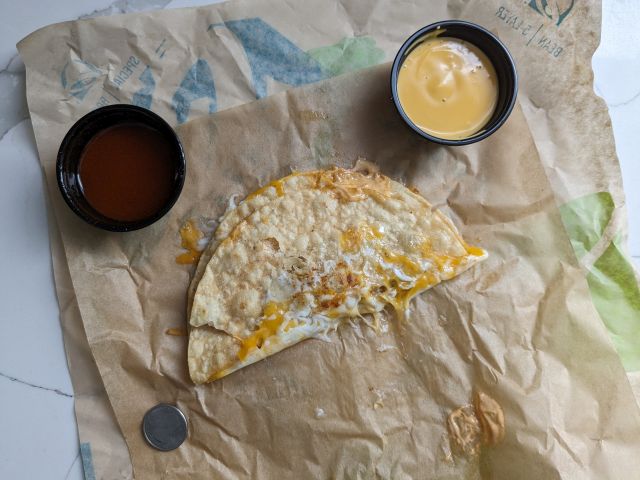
[391,20,518,146]
[57,105,185,232]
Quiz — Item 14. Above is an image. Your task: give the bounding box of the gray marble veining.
[0,370,73,398]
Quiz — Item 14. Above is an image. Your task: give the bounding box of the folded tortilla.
[187,166,486,383]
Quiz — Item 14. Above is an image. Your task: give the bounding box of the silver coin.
[142,404,188,451]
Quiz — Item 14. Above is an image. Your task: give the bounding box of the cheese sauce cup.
[391,20,517,146]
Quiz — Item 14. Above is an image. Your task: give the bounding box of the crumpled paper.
[30,62,640,477]
[17,0,640,478]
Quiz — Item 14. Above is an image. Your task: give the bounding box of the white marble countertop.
[0,1,638,478]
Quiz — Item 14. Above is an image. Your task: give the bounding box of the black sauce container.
[56,105,185,232]
[391,20,518,146]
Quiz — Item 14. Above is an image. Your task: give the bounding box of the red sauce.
[79,123,175,222]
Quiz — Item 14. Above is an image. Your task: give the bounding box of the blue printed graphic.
[528,0,575,26]
[171,59,217,124]
[60,59,103,101]
[171,18,379,123]
[213,18,325,99]
[80,443,96,480]
[132,66,156,109]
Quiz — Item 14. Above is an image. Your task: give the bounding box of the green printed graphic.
[308,36,385,77]
[559,192,640,371]
[587,240,640,371]
[527,0,575,27]
[559,192,614,259]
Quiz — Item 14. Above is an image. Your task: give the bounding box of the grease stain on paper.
[447,391,504,456]
[165,327,188,336]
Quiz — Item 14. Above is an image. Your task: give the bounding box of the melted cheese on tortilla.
[243,167,393,208]
[246,178,287,201]
[314,168,394,203]
[238,301,288,360]
[231,223,484,362]
[340,224,383,253]
[189,167,487,383]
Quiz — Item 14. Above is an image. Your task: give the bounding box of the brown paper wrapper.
[17,0,640,477]
[42,64,640,477]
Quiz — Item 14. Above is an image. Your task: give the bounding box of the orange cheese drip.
[340,224,383,253]
[209,367,232,382]
[165,327,187,336]
[340,227,362,253]
[388,272,438,315]
[465,244,485,257]
[420,240,481,270]
[380,239,484,317]
[383,251,423,276]
[176,219,204,265]
[237,302,288,360]
[246,178,286,201]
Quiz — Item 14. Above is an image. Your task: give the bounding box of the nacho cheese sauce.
[397,37,498,140]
